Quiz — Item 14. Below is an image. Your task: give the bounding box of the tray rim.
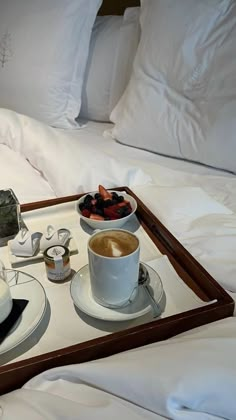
[0,186,234,395]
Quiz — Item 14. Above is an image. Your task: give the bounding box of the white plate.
[70,263,163,322]
[8,237,78,267]
[0,270,46,355]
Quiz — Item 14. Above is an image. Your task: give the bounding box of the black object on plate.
[0,299,29,344]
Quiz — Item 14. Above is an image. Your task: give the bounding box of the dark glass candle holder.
[0,189,20,246]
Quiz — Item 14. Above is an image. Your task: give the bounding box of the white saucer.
[0,270,47,355]
[70,263,163,322]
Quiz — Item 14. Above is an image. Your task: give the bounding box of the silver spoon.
[139,264,162,318]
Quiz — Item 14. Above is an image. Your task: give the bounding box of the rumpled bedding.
[1,108,236,292]
[0,108,151,199]
[1,317,236,420]
[1,108,236,419]
[0,143,55,203]
[134,185,236,294]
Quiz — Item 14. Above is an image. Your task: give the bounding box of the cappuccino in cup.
[88,229,140,308]
[89,230,139,258]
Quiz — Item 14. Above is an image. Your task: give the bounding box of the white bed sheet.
[1,109,236,294]
[1,317,236,420]
[0,109,151,200]
[0,144,55,203]
[1,109,236,419]
[70,121,236,294]
[1,108,236,292]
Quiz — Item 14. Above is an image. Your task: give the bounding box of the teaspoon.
[139,264,162,318]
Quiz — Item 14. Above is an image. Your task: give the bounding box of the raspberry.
[82,209,90,218]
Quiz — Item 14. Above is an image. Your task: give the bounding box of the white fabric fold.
[134,186,232,235]
[1,317,236,420]
[135,185,236,292]
[0,385,162,420]
[22,317,236,420]
[0,108,152,196]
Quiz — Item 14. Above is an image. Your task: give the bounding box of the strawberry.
[98,185,112,200]
[82,209,91,218]
[90,213,104,220]
[104,204,122,219]
[117,201,131,208]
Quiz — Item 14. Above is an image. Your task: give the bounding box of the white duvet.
[1,317,236,420]
[0,108,151,201]
[1,108,236,419]
[1,108,236,294]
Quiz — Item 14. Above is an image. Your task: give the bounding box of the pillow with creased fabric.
[0,0,102,129]
[80,7,140,122]
[111,0,236,174]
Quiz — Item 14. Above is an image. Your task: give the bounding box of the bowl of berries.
[77,185,137,230]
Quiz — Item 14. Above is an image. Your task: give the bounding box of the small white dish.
[76,191,137,230]
[39,225,71,253]
[70,262,163,322]
[9,227,41,257]
[0,270,46,355]
[8,236,78,267]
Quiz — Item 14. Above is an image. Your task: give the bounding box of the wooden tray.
[0,187,234,395]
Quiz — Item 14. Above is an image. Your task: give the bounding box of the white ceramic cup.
[88,229,140,308]
[0,260,13,323]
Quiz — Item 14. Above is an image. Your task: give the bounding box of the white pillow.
[110,7,140,115]
[111,0,236,173]
[80,7,140,122]
[0,0,102,129]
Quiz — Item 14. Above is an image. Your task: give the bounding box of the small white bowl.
[76,191,137,230]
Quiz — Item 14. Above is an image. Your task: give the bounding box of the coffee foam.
[90,230,138,258]
[106,238,123,257]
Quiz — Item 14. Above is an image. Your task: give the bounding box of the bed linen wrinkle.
[0,318,234,420]
[0,144,55,203]
[1,109,236,417]
[1,108,236,291]
[0,109,152,196]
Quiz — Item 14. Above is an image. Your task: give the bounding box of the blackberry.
[79,203,85,211]
[84,203,92,210]
[117,207,125,216]
[84,194,93,205]
[112,192,119,200]
[123,207,132,216]
[110,199,118,205]
[96,198,105,209]
[95,208,104,216]
[103,199,113,207]
[117,195,124,203]
[94,193,102,200]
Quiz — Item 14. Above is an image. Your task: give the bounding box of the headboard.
[98,0,140,15]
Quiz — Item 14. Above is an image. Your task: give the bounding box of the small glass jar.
[0,189,20,246]
[43,245,71,281]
